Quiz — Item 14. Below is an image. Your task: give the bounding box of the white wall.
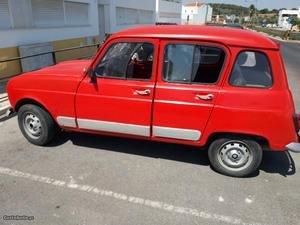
[0,0,99,48]
[182,5,212,25]
[0,0,183,49]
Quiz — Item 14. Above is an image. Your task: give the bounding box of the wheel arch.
[14,98,57,125]
[205,132,270,150]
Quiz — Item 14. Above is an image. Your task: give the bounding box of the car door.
[75,38,158,137]
[152,40,229,143]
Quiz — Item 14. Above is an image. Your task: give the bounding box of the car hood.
[7,59,93,108]
[24,59,92,78]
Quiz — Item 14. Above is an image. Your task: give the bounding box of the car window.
[229,51,273,88]
[162,44,226,84]
[94,42,154,80]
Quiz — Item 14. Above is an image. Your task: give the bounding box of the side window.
[94,42,154,80]
[163,44,226,84]
[229,51,273,88]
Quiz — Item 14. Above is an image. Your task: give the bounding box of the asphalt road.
[280,41,300,112]
[0,41,300,225]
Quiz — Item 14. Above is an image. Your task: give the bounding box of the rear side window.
[162,44,226,84]
[229,51,273,88]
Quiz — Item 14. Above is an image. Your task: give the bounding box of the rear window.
[229,51,273,88]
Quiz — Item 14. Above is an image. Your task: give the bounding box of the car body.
[7,25,300,177]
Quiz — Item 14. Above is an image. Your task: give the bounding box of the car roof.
[112,25,279,50]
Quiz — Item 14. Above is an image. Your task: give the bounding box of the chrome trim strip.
[77,119,150,137]
[153,126,201,141]
[57,116,77,128]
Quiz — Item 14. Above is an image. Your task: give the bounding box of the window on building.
[163,44,225,84]
[229,51,273,88]
[9,0,33,28]
[116,7,154,25]
[65,1,89,26]
[32,0,64,27]
[95,42,154,80]
[160,12,181,19]
[0,0,11,29]
[138,9,154,24]
[116,7,138,25]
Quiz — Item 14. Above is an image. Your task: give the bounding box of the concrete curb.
[0,94,11,119]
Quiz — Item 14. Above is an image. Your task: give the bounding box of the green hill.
[209,4,249,16]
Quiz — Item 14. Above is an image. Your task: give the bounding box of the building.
[278,7,300,30]
[182,2,212,25]
[0,0,181,80]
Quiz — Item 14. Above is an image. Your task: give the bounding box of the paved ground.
[0,41,300,225]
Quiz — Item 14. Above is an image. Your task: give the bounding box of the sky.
[183,0,300,10]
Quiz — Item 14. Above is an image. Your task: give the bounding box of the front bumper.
[286,142,300,153]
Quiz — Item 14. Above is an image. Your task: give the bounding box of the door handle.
[196,94,214,101]
[134,89,151,96]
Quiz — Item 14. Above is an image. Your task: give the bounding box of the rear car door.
[152,40,229,143]
[75,38,158,137]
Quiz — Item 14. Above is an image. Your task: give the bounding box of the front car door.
[152,40,229,144]
[75,38,158,138]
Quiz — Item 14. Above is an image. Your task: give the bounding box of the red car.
[7,25,300,177]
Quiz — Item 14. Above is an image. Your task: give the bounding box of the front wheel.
[18,104,58,146]
[208,137,263,177]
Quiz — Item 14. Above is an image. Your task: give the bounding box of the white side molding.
[77,119,150,137]
[153,126,201,141]
[57,116,77,128]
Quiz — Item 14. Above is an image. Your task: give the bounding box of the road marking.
[0,167,263,225]
[218,196,225,202]
[245,197,253,204]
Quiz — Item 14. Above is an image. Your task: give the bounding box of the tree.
[249,4,256,19]
[291,17,300,29]
[260,8,269,14]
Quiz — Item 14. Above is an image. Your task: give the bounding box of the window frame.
[94,41,156,82]
[228,50,274,89]
[161,42,227,86]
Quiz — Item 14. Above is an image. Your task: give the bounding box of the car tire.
[18,104,58,146]
[208,137,263,177]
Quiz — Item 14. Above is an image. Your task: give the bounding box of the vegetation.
[249,4,256,19]
[210,4,249,17]
[210,3,282,17]
[291,17,300,30]
[250,26,300,40]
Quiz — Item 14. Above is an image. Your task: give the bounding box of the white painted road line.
[0,167,263,225]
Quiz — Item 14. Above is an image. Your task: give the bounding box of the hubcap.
[217,141,253,171]
[23,113,42,139]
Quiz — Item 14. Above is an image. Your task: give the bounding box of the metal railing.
[0,43,101,64]
[0,43,102,80]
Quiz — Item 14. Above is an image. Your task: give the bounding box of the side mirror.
[88,67,96,83]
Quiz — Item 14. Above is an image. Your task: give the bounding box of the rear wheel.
[208,137,263,177]
[18,104,58,146]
